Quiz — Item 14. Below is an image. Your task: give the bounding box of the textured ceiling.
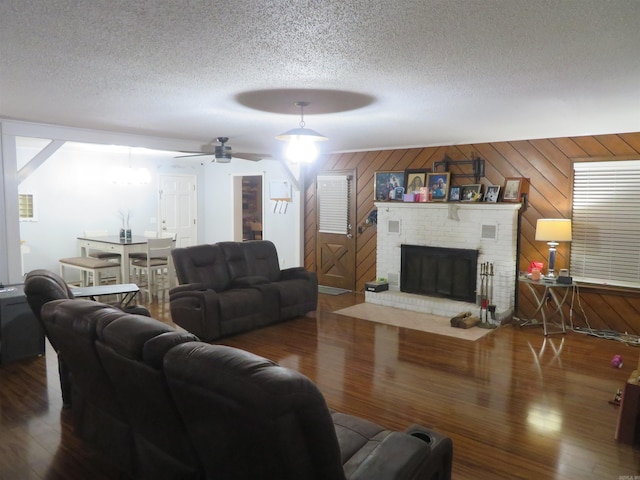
[1,0,639,158]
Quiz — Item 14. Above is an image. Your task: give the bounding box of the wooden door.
[159,174,197,248]
[315,171,356,290]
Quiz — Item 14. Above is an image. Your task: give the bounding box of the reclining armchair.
[164,342,453,479]
[23,269,150,407]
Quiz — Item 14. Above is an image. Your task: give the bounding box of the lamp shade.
[275,127,328,142]
[535,219,572,242]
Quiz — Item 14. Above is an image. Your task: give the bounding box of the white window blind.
[571,160,640,287]
[317,175,349,234]
[18,193,35,221]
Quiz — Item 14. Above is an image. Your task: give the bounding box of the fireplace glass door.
[401,245,478,303]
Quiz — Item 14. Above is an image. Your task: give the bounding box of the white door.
[159,174,197,248]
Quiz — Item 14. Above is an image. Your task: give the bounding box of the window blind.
[18,194,35,221]
[571,160,640,287]
[317,175,349,234]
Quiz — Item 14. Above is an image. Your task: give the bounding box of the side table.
[0,285,45,363]
[518,277,574,336]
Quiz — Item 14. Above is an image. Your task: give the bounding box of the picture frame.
[460,184,483,202]
[426,172,451,202]
[449,186,461,202]
[374,171,405,201]
[404,169,429,195]
[484,185,501,203]
[502,177,528,203]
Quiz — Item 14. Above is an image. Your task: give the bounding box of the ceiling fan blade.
[174,152,214,159]
[234,152,273,161]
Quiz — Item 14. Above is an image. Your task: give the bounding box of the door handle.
[347,233,353,239]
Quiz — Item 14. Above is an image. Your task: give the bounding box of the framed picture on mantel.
[426,172,451,202]
[404,169,429,195]
[460,184,482,202]
[502,177,530,203]
[374,171,404,201]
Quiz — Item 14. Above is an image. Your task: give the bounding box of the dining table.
[77,235,150,284]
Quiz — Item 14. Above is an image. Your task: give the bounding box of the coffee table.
[72,283,140,308]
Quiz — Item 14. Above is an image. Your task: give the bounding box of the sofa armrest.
[230,276,270,288]
[333,412,452,480]
[169,282,211,295]
[346,431,431,480]
[281,267,317,283]
[169,288,222,341]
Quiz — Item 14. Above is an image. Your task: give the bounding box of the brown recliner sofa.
[165,342,454,480]
[23,269,150,407]
[169,240,318,340]
[40,298,453,480]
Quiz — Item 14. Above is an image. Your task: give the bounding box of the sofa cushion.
[95,313,203,480]
[218,241,252,280]
[164,342,347,480]
[96,312,184,362]
[172,244,231,291]
[40,299,134,474]
[240,240,283,282]
[217,288,270,335]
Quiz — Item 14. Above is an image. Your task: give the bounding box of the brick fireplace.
[366,202,521,322]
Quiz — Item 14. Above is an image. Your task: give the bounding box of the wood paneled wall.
[304,132,640,335]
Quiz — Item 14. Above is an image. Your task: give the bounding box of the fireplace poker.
[488,263,496,323]
[479,262,488,322]
[477,262,484,312]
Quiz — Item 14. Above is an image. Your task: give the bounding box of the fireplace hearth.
[401,244,478,303]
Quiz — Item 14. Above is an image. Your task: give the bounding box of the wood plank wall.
[304,132,640,335]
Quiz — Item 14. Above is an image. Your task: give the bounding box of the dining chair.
[84,230,121,260]
[130,237,174,300]
[128,230,159,262]
[83,230,120,285]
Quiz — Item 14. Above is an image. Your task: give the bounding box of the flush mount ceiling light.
[276,101,327,163]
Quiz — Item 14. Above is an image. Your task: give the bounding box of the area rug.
[318,285,351,296]
[333,303,497,341]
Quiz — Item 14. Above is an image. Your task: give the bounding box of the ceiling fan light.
[214,152,232,163]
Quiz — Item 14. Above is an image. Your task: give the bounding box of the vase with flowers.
[118,210,132,242]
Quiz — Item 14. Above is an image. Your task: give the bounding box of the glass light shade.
[535,219,572,242]
[284,135,319,163]
[276,127,327,163]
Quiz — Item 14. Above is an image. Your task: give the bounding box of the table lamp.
[535,219,572,278]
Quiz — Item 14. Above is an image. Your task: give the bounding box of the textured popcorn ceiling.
[0,0,639,157]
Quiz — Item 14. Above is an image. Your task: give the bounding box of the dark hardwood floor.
[1,292,639,479]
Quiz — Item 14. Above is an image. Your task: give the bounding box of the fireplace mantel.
[368,201,521,322]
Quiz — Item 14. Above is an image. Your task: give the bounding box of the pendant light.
[276,101,327,163]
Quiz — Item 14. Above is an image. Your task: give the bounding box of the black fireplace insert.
[400,244,478,303]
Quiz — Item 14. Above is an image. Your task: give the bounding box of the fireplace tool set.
[478,262,498,328]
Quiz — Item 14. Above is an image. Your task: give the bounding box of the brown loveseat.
[39,298,453,480]
[169,240,318,340]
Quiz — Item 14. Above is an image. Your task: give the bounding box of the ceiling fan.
[176,137,271,163]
